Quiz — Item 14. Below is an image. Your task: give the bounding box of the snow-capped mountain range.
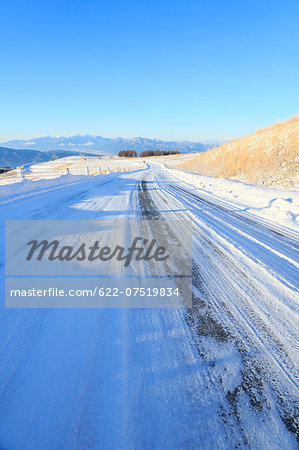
[0,135,215,155]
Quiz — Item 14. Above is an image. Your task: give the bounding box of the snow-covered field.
[0,155,145,185]
[0,161,298,448]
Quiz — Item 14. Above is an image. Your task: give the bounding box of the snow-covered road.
[0,164,298,448]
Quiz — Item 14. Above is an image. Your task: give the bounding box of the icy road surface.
[0,164,298,448]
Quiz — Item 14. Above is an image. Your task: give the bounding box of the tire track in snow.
[144,165,299,442]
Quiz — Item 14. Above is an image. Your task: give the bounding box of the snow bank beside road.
[163,166,299,232]
[0,174,95,204]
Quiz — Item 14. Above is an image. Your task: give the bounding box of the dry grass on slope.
[176,116,299,187]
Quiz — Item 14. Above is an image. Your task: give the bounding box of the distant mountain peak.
[0,135,216,156]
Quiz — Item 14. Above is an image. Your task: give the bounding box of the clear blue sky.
[0,0,298,141]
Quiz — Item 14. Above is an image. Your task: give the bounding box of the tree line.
[118,150,180,158]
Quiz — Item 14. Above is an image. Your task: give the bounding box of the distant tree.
[118,150,137,157]
[139,150,180,157]
[0,167,12,174]
[162,150,180,156]
[139,150,155,157]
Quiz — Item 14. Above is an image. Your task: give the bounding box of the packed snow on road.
[0,161,298,448]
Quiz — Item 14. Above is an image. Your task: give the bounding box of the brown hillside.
[176,116,299,187]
